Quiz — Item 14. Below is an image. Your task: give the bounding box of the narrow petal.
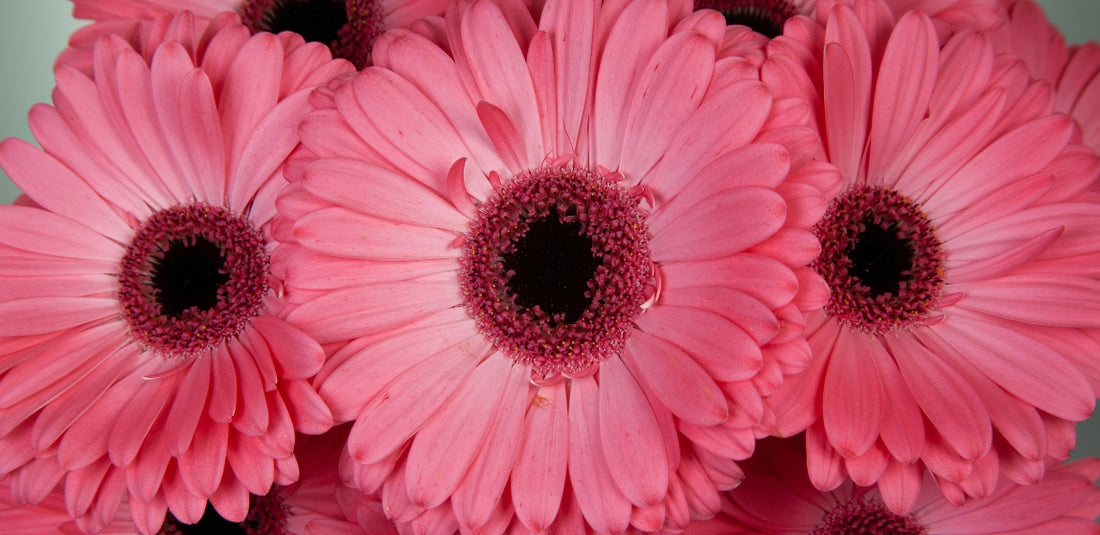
[624,330,728,426]
[598,357,668,507]
[822,330,883,458]
[568,377,631,534]
[511,382,569,532]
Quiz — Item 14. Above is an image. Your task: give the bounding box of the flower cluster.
[0,0,1097,533]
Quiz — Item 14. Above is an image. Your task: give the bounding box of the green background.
[0,1,1098,458]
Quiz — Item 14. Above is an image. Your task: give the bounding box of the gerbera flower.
[276,0,838,531]
[760,0,1100,511]
[991,0,1100,154]
[0,11,353,531]
[64,0,455,68]
[688,437,1100,535]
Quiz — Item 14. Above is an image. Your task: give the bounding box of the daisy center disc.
[694,0,798,38]
[813,186,944,335]
[460,165,653,382]
[240,0,384,67]
[812,498,926,535]
[118,204,269,356]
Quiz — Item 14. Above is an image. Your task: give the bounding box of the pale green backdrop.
[0,1,1098,458]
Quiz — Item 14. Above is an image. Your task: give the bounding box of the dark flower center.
[118,204,270,355]
[240,0,385,68]
[813,186,944,335]
[694,0,798,38]
[460,165,653,382]
[158,493,288,535]
[501,215,602,324]
[812,498,926,535]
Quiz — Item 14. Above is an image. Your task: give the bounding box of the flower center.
[813,186,944,335]
[459,165,653,382]
[812,498,926,535]
[118,204,269,356]
[239,0,384,68]
[157,493,289,535]
[694,0,798,38]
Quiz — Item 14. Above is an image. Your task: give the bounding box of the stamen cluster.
[118,204,270,356]
[812,498,927,535]
[459,165,653,381]
[813,186,944,335]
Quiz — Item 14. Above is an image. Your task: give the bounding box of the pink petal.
[539,0,595,154]
[163,356,211,457]
[347,338,484,465]
[598,357,668,507]
[955,274,1100,328]
[660,253,797,310]
[405,355,511,508]
[657,286,779,344]
[568,377,631,534]
[285,279,459,343]
[865,339,925,463]
[451,363,528,530]
[823,8,872,181]
[886,332,991,461]
[282,380,334,435]
[635,304,763,383]
[649,186,786,262]
[511,382,569,532]
[822,330,884,458]
[107,376,173,467]
[292,206,458,262]
[250,317,325,381]
[933,311,1095,422]
[623,330,728,427]
[477,100,528,175]
[178,421,228,497]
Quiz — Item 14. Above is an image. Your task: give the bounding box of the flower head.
[276,0,838,531]
[65,0,455,68]
[0,12,353,531]
[692,437,1100,535]
[762,0,1100,511]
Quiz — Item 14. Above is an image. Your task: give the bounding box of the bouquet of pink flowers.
[0,0,1098,533]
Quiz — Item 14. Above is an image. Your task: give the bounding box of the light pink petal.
[568,377,631,534]
[526,32,558,158]
[623,329,728,426]
[658,286,780,344]
[635,304,763,383]
[877,461,923,514]
[866,11,938,182]
[865,339,925,463]
[660,253,797,310]
[598,357,668,507]
[210,473,250,523]
[226,436,274,496]
[955,274,1100,328]
[316,309,474,420]
[228,339,269,437]
[885,333,991,461]
[451,363,528,530]
[933,311,1095,422]
[292,206,459,262]
[459,0,541,163]
[843,443,888,486]
[511,382,569,532]
[286,280,459,343]
[539,0,595,154]
[107,375,174,467]
[160,355,211,457]
[347,338,485,465]
[0,139,131,242]
[173,63,226,206]
[822,330,883,458]
[476,100,529,175]
[649,186,787,262]
[218,32,282,181]
[617,32,714,179]
[592,0,667,166]
[250,317,325,381]
[823,7,872,181]
[649,143,791,234]
[405,355,511,508]
[208,348,237,424]
[0,205,122,263]
[805,421,846,491]
[282,380,334,435]
[178,421,228,497]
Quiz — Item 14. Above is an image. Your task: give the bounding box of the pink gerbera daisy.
[991,0,1100,154]
[276,0,838,531]
[65,0,455,68]
[687,437,1100,535]
[761,0,1100,511]
[0,11,353,532]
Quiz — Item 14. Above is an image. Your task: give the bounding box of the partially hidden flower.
[275,0,839,531]
[65,0,456,68]
[686,436,1100,535]
[990,0,1100,155]
[761,0,1100,512]
[0,12,353,532]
